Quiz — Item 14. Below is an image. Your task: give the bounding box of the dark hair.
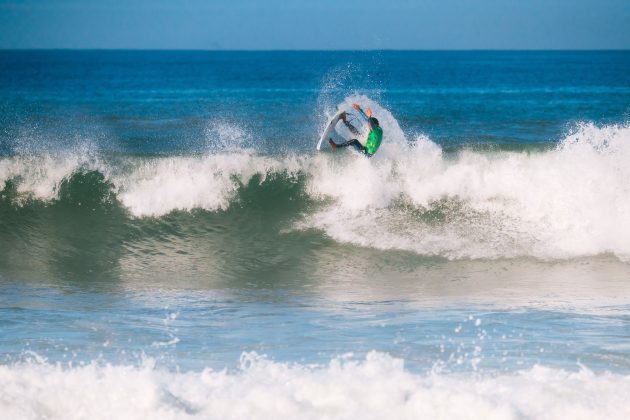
[370,117,379,127]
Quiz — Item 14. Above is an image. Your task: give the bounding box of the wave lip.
[115,152,294,217]
[1,352,630,420]
[0,149,303,216]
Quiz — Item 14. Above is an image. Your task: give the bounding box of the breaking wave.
[2,103,630,262]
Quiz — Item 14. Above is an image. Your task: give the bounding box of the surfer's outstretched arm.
[353,103,371,122]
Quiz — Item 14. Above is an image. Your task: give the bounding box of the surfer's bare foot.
[328,138,337,150]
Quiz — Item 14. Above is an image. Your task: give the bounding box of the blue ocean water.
[1,51,630,419]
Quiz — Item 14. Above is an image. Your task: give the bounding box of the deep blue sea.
[1,50,630,419]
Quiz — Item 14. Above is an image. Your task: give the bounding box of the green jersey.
[365,126,383,155]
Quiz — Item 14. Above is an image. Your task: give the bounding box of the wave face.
[2,117,630,263]
[2,352,630,420]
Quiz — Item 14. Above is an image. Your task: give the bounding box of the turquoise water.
[1,51,630,418]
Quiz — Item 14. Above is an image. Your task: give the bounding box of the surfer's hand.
[352,103,360,111]
[366,108,372,118]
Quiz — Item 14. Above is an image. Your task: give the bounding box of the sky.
[0,0,628,50]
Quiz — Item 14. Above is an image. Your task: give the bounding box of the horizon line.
[1,48,629,53]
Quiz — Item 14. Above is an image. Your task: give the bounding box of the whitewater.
[3,353,630,420]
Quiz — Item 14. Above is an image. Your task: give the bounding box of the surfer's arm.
[352,104,374,131]
[353,104,370,121]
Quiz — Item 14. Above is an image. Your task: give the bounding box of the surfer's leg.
[350,141,368,154]
[330,139,369,156]
[335,139,360,148]
[335,139,368,154]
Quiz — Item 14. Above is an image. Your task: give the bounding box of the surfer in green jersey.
[329,103,383,157]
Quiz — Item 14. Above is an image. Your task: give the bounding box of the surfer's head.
[369,117,379,127]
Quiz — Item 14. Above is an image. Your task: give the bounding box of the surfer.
[328,103,383,157]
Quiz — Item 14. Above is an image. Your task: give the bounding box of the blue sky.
[0,0,628,49]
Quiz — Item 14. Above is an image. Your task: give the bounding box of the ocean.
[1,50,630,419]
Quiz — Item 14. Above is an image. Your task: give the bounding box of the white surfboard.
[316,110,345,150]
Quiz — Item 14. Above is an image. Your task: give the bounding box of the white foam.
[0,144,106,203]
[1,352,629,420]
[115,152,293,217]
[304,122,630,261]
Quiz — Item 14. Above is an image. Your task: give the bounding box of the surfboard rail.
[316,110,346,150]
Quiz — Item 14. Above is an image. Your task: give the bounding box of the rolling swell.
[1,120,630,277]
[0,160,317,285]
